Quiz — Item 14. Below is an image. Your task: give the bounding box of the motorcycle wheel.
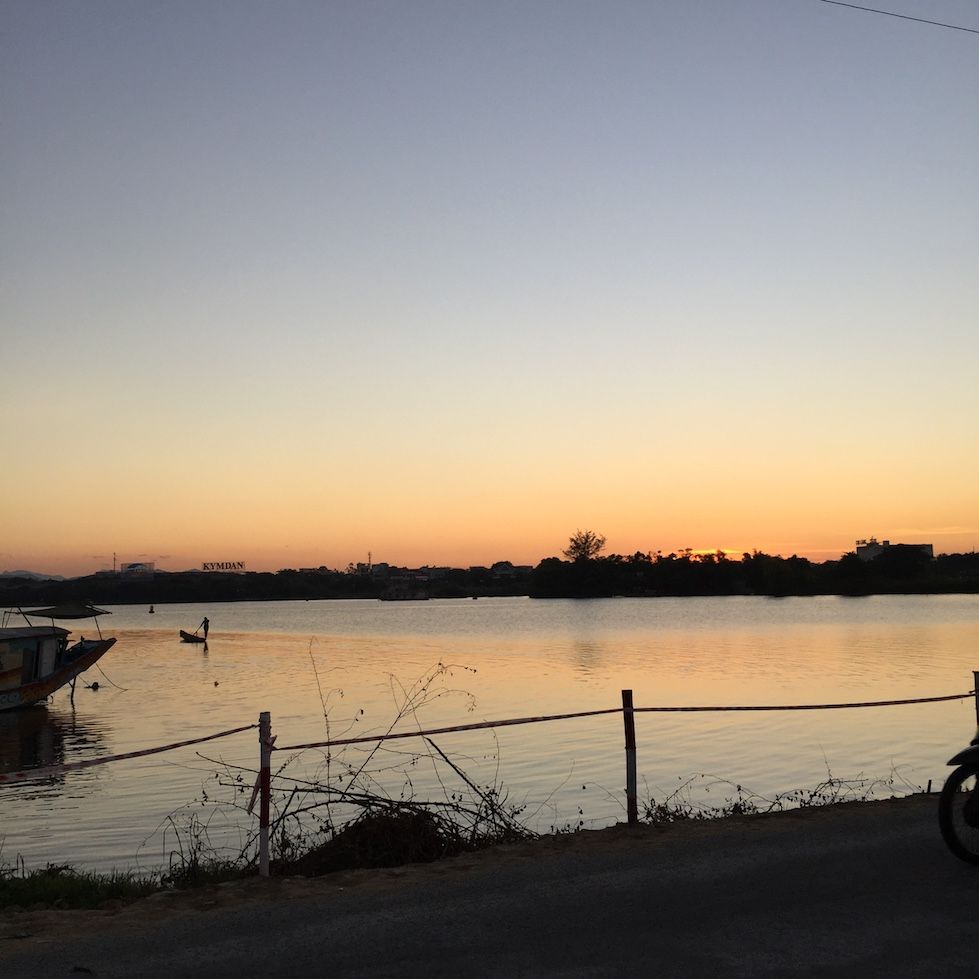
[938,766,979,864]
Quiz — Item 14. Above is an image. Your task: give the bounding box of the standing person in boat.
[200,616,209,639]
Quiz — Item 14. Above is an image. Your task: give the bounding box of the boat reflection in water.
[0,706,109,797]
[0,705,66,774]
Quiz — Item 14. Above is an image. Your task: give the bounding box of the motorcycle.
[939,735,979,864]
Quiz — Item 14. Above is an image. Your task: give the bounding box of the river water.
[2,595,978,873]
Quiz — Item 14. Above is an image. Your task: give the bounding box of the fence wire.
[271,691,974,753]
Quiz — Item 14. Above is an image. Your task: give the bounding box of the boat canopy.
[22,604,110,620]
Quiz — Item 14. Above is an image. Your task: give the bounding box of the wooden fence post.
[259,711,271,877]
[622,689,638,825]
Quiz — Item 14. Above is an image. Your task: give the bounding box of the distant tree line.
[529,546,979,598]
[0,566,529,608]
[2,543,978,608]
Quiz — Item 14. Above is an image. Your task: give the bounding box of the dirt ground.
[0,793,938,938]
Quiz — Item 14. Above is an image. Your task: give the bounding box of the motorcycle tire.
[938,765,979,864]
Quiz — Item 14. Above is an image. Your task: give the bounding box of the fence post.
[973,673,979,731]
[622,689,638,825]
[259,711,271,878]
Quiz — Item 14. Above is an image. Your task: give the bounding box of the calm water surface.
[2,595,978,872]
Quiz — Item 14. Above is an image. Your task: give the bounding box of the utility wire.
[817,0,979,35]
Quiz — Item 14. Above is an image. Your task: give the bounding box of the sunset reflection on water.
[2,596,977,872]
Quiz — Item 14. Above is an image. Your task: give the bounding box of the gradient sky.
[3,1,978,576]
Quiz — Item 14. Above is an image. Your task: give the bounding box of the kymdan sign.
[202,561,246,572]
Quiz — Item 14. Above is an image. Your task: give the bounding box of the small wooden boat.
[0,604,116,711]
[179,630,207,644]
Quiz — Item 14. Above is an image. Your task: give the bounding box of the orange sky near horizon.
[4,486,976,579]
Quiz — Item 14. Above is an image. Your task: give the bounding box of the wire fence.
[271,691,973,754]
[3,682,976,875]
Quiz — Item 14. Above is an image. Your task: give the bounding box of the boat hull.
[179,630,206,643]
[0,638,115,712]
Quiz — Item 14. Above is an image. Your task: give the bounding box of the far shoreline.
[2,562,979,610]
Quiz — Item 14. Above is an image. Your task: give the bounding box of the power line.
[817,0,979,35]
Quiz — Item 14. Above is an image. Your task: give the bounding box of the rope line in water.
[93,661,128,690]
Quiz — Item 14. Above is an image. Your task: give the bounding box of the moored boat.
[0,604,116,711]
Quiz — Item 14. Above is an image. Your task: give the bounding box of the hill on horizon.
[0,570,65,581]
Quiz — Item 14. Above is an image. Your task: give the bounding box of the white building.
[855,538,934,562]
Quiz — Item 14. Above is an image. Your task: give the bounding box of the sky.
[2,1,978,577]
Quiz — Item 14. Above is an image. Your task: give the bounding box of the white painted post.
[622,690,638,825]
[259,711,271,877]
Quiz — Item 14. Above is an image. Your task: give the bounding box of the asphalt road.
[3,795,979,978]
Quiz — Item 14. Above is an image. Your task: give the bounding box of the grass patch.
[0,856,256,912]
[641,769,916,824]
[0,862,160,911]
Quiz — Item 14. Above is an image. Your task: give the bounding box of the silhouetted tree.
[563,529,606,562]
[873,544,933,580]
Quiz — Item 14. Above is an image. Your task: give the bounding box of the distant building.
[855,538,934,562]
[121,561,155,576]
